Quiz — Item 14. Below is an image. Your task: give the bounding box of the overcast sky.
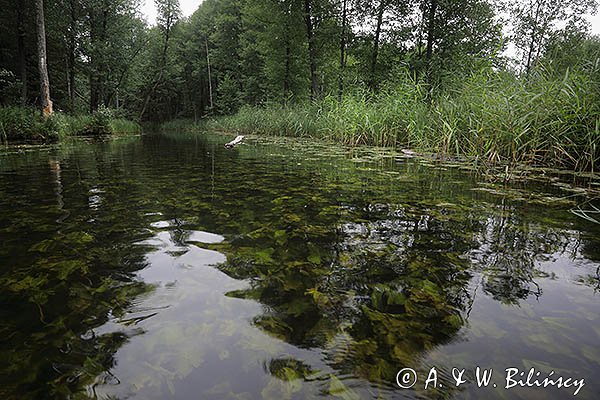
[141,0,600,34]
[142,0,200,23]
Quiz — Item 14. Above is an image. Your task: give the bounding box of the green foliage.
[215,73,242,114]
[0,106,140,142]
[0,69,22,105]
[77,105,113,135]
[210,66,600,171]
[0,106,62,142]
[109,118,142,134]
[510,0,596,73]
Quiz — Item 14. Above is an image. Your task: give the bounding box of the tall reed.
[209,68,599,172]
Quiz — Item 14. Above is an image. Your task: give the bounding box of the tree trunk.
[89,5,109,112]
[413,0,427,80]
[139,18,172,120]
[67,0,76,111]
[17,0,27,105]
[304,0,318,100]
[424,0,437,92]
[89,75,99,113]
[224,135,244,148]
[206,40,214,112]
[525,0,542,76]
[369,0,386,91]
[425,0,437,64]
[99,9,108,107]
[89,8,99,112]
[284,38,291,102]
[338,0,347,100]
[36,0,52,118]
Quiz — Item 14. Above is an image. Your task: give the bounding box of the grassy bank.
[0,106,141,144]
[208,69,599,172]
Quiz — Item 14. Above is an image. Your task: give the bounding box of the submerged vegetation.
[1,133,599,398]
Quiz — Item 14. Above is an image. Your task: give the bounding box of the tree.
[139,0,181,120]
[304,0,319,100]
[36,0,53,117]
[65,0,78,111]
[424,0,437,71]
[17,0,28,105]
[239,0,307,104]
[352,0,411,91]
[542,26,600,76]
[511,0,597,75]
[369,0,387,91]
[338,0,348,99]
[410,0,502,88]
[83,0,145,112]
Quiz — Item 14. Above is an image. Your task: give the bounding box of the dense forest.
[1,0,599,169]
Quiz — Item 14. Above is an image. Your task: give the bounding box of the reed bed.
[209,69,599,172]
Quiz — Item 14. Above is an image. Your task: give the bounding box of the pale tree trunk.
[36,0,53,118]
[67,0,76,111]
[206,40,214,112]
[304,0,318,100]
[338,0,347,100]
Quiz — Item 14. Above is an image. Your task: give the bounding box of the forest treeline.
[1,0,599,169]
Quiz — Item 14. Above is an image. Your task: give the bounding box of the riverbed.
[1,132,599,399]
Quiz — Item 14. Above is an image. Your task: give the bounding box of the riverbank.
[199,70,599,173]
[0,106,141,144]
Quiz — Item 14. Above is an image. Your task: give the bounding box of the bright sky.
[141,0,599,34]
[142,0,201,23]
[586,12,600,34]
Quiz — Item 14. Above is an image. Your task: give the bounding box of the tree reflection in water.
[1,134,599,399]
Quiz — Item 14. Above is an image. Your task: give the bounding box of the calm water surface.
[0,133,599,399]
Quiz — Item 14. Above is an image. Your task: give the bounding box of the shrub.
[0,106,62,143]
[77,105,114,135]
[109,118,142,134]
[0,106,142,143]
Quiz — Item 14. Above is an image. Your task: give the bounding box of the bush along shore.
[206,69,599,174]
[0,105,141,144]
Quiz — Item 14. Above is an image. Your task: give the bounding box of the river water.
[0,132,599,399]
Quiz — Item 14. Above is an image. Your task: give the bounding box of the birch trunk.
[36,0,53,118]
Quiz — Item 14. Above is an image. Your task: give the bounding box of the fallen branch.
[224,135,244,148]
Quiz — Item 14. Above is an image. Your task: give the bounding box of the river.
[0,132,599,399]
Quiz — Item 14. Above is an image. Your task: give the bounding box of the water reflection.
[0,133,599,399]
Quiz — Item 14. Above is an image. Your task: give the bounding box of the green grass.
[0,106,62,142]
[208,69,600,172]
[159,118,205,132]
[0,106,141,143]
[109,118,142,135]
